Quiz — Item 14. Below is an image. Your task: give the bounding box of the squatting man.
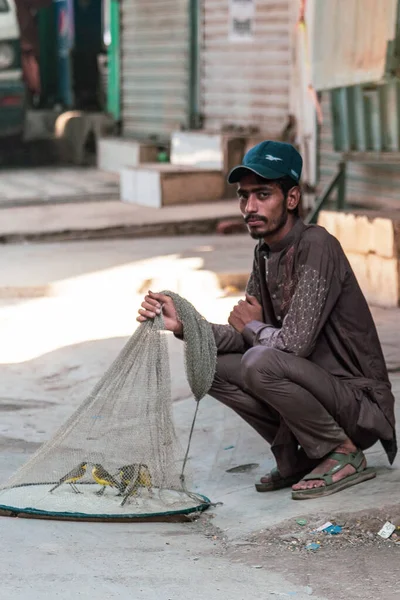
[137,141,396,500]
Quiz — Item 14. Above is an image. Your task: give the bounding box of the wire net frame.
[0,293,217,522]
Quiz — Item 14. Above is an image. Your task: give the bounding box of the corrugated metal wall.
[120,0,190,138]
[307,0,398,91]
[318,93,400,211]
[330,81,400,153]
[201,0,291,136]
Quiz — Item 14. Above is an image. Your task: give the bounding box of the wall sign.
[229,0,255,42]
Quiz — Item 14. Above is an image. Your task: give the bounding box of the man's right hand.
[137,291,183,336]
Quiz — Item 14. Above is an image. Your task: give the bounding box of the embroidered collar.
[258,218,305,254]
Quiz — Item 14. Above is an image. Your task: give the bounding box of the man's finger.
[141,301,161,314]
[148,291,171,304]
[245,293,258,305]
[137,315,147,322]
[138,308,157,319]
[144,295,161,308]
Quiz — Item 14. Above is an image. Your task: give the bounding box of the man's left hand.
[228,294,263,333]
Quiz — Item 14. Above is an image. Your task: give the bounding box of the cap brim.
[227,164,288,184]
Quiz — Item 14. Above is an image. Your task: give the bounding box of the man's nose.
[245,193,258,213]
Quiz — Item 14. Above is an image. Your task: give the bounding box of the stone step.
[0,198,240,243]
[120,163,225,208]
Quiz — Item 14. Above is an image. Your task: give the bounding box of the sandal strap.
[301,450,365,486]
[264,467,281,482]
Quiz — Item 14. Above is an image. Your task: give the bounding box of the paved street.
[0,235,399,599]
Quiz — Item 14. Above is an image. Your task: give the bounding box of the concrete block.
[120,164,224,208]
[170,131,246,198]
[97,137,158,173]
[319,212,370,255]
[171,132,225,169]
[318,210,398,259]
[367,254,399,307]
[347,251,399,308]
[346,252,371,299]
[318,211,339,239]
[370,217,396,259]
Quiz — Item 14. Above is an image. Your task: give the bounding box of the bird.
[119,463,153,507]
[49,462,87,494]
[91,463,123,496]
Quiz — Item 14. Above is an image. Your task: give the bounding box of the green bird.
[119,463,153,507]
[49,462,87,494]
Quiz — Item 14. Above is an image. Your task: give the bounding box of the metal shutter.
[120,0,190,139]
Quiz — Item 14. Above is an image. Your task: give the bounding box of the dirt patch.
[226,507,400,600]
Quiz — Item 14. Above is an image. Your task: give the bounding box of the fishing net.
[0,292,217,521]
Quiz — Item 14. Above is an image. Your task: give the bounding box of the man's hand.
[228,293,263,333]
[137,291,183,335]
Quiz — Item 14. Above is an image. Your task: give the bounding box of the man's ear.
[287,186,301,212]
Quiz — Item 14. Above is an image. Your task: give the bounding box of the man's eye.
[257,192,269,199]
[238,194,247,201]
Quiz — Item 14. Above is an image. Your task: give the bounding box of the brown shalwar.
[208,219,396,477]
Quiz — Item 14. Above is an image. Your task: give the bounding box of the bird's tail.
[118,482,128,494]
[49,482,61,493]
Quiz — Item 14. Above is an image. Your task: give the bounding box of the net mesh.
[0,292,217,520]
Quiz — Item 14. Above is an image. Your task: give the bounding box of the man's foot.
[292,440,360,492]
[255,467,310,492]
[291,440,376,500]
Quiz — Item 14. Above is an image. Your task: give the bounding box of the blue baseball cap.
[227,140,302,184]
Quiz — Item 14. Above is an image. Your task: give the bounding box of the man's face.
[237,173,289,240]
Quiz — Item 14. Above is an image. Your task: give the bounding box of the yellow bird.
[49,462,87,494]
[119,463,153,507]
[92,463,123,496]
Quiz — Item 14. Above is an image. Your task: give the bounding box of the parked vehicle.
[0,0,25,140]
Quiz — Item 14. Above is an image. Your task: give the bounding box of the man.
[15,1,52,105]
[137,141,396,500]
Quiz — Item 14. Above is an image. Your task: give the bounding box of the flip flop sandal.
[255,467,310,493]
[291,450,376,500]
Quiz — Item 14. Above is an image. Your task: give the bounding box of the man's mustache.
[244,214,268,224]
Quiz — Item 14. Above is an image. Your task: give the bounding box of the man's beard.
[245,208,288,240]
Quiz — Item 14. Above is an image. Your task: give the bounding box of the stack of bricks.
[318,211,400,308]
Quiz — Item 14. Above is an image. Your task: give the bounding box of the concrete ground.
[0,235,254,302]
[0,235,399,599]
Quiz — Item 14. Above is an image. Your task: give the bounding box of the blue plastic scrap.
[323,525,342,535]
[305,542,320,551]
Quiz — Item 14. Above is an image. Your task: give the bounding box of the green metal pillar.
[336,161,347,210]
[107,0,120,121]
[188,0,201,129]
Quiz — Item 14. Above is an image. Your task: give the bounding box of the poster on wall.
[229,0,255,42]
